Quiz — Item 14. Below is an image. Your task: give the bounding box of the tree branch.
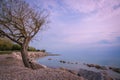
[0,29,22,45]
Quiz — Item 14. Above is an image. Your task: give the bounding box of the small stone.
[48,58,52,60]
[75,62,78,64]
[60,60,66,63]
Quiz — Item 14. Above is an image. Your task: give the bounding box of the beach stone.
[109,67,120,73]
[60,60,66,63]
[78,69,102,80]
[103,76,113,80]
[48,58,52,60]
[29,61,46,69]
[86,64,107,70]
[12,51,48,59]
[75,62,78,64]
[59,67,78,75]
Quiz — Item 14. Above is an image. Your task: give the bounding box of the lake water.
[37,48,120,71]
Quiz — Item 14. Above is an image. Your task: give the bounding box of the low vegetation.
[0,38,36,51]
[0,38,13,51]
[0,38,46,53]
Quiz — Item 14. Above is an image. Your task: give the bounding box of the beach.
[0,52,120,80]
[0,52,84,80]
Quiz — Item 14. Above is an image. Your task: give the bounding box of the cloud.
[63,0,98,13]
[98,40,111,44]
[56,0,120,45]
[28,0,120,51]
[63,0,120,14]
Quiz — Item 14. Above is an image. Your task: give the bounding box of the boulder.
[78,69,102,80]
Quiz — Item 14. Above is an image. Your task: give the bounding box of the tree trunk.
[20,41,32,68]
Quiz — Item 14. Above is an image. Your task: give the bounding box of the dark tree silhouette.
[0,0,48,68]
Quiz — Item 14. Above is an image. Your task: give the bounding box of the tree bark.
[20,40,32,68]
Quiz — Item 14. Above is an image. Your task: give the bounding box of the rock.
[12,51,48,60]
[86,64,94,67]
[109,67,120,73]
[48,58,52,60]
[103,76,113,80]
[86,64,107,70]
[101,71,113,80]
[75,62,78,64]
[12,52,22,60]
[29,61,47,70]
[60,60,66,63]
[59,67,78,75]
[78,69,102,80]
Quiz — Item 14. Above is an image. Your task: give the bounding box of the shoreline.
[37,55,120,80]
[0,52,84,80]
[0,52,120,80]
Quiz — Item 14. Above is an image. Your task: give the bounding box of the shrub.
[40,49,46,52]
[28,46,36,51]
[0,38,37,51]
[12,44,21,51]
[0,38,13,51]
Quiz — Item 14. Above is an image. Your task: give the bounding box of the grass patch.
[0,51,13,54]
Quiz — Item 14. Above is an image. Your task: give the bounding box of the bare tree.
[0,0,48,68]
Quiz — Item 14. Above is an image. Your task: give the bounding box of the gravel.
[0,54,84,80]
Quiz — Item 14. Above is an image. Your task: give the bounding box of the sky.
[28,0,120,54]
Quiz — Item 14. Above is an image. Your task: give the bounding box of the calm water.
[37,48,120,70]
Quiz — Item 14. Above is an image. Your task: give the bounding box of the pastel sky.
[28,0,120,53]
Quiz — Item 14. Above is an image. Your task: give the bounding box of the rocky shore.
[0,52,84,80]
[46,58,120,80]
[0,52,120,80]
[12,51,49,59]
